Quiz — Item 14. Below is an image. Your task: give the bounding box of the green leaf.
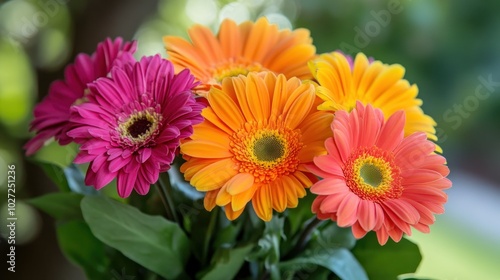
[33,141,78,168]
[286,190,315,235]
[398,276,436,280]
[200,245,254,280]
[316,222,356,250]
[57,220,109,280]
[64,163,97,195]
[352,232,422,280]
[279,248,368,280]
[212,222,241,248]
[38,162,71,192]
[35,160,97,194]
[28,192,84,221]
[249,217,284,266]
[81,195,190,279]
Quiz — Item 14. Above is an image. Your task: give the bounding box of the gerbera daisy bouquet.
[26,17,450,280]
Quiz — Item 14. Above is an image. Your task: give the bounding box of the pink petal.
[357,200,377,231]
[383,199,420,225]
[333,128,350,163]
[310,177,348,195]
[313,155,344,177]
[117,168,138,198]
[319,193,345,213]
[336,192,360,227]
[351,222,368,239]
[139,148,152,163]
[376,110,405,151]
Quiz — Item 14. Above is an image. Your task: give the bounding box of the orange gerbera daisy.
[180,72,333,221]
[164,17,315,91]
[309,102,451,245]
[310,52,438,147]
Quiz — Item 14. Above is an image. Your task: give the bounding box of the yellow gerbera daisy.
[310,52,438,145]
[164,17,315,91]
[180,72,333,221]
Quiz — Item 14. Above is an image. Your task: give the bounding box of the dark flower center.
[359,163,383,188]
[253,135,285,162]
[127,117,153,138]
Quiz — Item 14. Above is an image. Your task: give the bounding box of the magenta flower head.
[25,38,137,155]
[67,55,204,197]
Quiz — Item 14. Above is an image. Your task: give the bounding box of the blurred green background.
[0,0,499,279]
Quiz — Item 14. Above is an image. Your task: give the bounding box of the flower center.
[344,146,402,201]
[211,62,263,83]
[118,109,162,147]
[127,116,153,138]
[253,135,285,162]
[359,164,383,187]
[230,121,302,183]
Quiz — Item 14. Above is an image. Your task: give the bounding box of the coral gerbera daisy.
[67,55,204,197]
[308,102,451,245]
[24,37,137,155]
[309,52,438,145]
[180,72,333,221]
[164,17,315,91]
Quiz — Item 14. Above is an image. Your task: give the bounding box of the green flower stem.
[155,176,178,223]
[284,217,325,260]
[202,207,219,265]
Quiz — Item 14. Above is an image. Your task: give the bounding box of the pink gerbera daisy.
[24,37,137,155]
[308,102,451,245]
[67,55,204,197]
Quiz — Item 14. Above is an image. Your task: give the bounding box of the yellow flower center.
[344,146,402,201]
[211,62,264,83]
[118,109,162,145]
[230,121,302,183]
[252,134,285,162]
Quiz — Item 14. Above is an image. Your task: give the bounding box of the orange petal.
[207,87,245,132]
[216,185,231,206]
[226,173,255,195]
[245,73,271,121]
[219,18,242,58]
[283,84,315,129]
[202,107,234,135]
[252,185,273,221]
[188,25,223,65]
[270,181,287,212]
[224,205,244,220]
[231,184,257,211]
[190,158,238,191]
[180,140,231,159]
[204,190,218,211]
[181,158,219,180]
